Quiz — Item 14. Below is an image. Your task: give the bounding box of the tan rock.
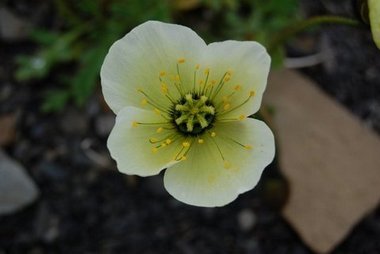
[263,69,380,254]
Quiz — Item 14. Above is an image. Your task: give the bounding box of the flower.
[101,21,275,207]
[369,0,380,49]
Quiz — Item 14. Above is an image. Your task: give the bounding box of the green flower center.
[172,93,215,136]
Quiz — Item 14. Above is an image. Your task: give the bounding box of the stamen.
[223,160,231,169]
[132,121,138,128]
[154,108,161,115]
[210,132,216,137]
[244,145,253,150]
[198,139,204,144]
[182,141,190,147]
[223,103,231,111]
[218,91,255,116]
[239,115,246,120]
[159,71,166,77]
[156,127,163,133]
[149,137,158,143]
[160,83,168,94]
[234,85,241,91]
[141,99,148,106]
[165,139,172,145]
[195,64,200,70]
[177,58,185,64]
[152,147,158,153]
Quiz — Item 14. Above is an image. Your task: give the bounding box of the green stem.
[268,15,361,53]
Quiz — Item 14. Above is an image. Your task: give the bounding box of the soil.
[1,0,380,253]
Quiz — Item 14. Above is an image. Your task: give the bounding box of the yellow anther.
[178,58,185,64]
[244,145,253,150]
[154,108,161,115]
[152,147,158,153]
[137,88,143,92]
[238,115,246,121]
[141,99,148,106]
[223,103,231,111]
[174,75,180,81]
[249,91,255,97]
[227,69,233,75]
[132,121,138,128]
[149,137,158,143]
[211,80,217,85]
[204,68,210,75]
[181,156,187,161]
[198,139,204,144]
[159,71,166,77]
[199,80,204,85]
[234,85,241,91]
[223,160,231,169]
[222,96,229,103]
[224,75,231,82]
[156,127,163,133]
[160,83,168,94]
[161,143,167,148]
[165,139,172,145]
[210,132,216,137]
[195,64,200,70]
[182,141,190,147]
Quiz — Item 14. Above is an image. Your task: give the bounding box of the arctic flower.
[369,0,380,49]
[101,21,275,207]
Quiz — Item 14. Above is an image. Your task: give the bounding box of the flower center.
[172,93,215,136]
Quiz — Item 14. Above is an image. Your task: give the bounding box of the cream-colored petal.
[101,21,206,114]
[369,0,380,49]
[164,118,275,207]
[199,41,270,118]
[108,106,183,176]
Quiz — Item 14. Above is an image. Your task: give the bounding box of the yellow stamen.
[223,160,231,169]
[149,137,158,143]
[159,71,166,77]
[160,83,168,94]
[198,139,204,144]
[156,127,163,133]
[161,143,167,148]
[234,85,241,91]
[165,139,172,145]
[195,64,200,70]
[210,132,216,137]
[199,80,204,85]
[182,141,190,147]
[223,103,231,111]
[152,147,158,153]
[222,96,229,103]
[244,145,253,150]
[204,68,210,75]
[181,156,187,161]
[238,115,246,121]
[154,108,161,115]
[249,91,255,97]
[141,99,148,106]
[132,121,138,128]
[178,58,185,64]
[224,75,231,82]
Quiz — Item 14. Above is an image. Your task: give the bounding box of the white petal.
[101,21,206,113]
[164,118,275,207]
[200,41,271,117]
[369,0,380,49]
[108,106,183,176]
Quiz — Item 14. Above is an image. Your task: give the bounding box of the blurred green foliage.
[15,0,299,112]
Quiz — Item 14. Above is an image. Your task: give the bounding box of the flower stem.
[267,15,361,53]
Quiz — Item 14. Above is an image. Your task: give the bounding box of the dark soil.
[1,0,380,253]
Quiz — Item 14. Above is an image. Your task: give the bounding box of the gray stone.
[237,209,256,231]
[0,7,30,41]
[0,150,39,215]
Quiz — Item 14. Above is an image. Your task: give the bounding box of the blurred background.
[0,0,380,253]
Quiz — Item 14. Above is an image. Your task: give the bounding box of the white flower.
[369,0,380,49]
[101,21,275,207]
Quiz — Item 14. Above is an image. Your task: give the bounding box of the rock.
[0,149,39,215]
[0,7,30,41]
[237,209,256,232]
[263,69,380,254]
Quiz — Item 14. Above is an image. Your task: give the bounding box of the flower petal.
[101,21,207,113]
[108,106,183,176]
[163,118,275,207]
[200,41,270,117]
[369,0,380,49]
